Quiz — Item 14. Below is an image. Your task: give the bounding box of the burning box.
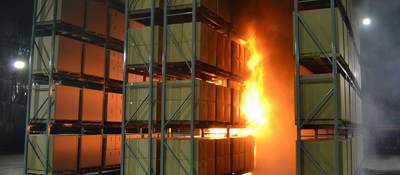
[33,36,82,75]
[30,84,80,121]
[36,0,84,27]
[27,135,78,174]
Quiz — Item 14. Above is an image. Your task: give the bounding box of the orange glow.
[204,128,227,139]
[230,128,252,137]
[241,37,268,135]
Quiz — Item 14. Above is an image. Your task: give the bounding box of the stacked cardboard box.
[36,0,85,27]
[30,84,80,121]
[301,139,351,175]
[84,43,106,78]
[33,36,82,75]
[105,134,122,166]
[106,92,122,122]
[126,80,216,122]
[80,135,103,168]
[125,138,158,175]
[110,9,125,41]
[232,89,244,125]
[126,82,161,122]
[166,80,216,121]
[300,73,351,122]
[215,138,231,174]
[216,85,231,123]
[216,33,231,72]
[87,0,107,36]
[109,50,124,81]
[82,89,104,122]
[231,40,247,76]
[231,136,254,172]
[27,135,78,174]
[165,139,215,175]
[128,26,163,65]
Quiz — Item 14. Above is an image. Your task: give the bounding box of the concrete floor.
[0,154,24,175]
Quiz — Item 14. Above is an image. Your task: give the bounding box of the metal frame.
[122,0,198,175]
[24,0,123,174]
[294,0,361,175]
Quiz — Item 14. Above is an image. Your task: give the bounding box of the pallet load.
[82,89,104,122]
[106,92,123,122]
[36,0,85,27]
[126,82,161,122]
[300,73,351,123]
[215,138,231,174]
[83,43,106,79]
[33,36,82,75]
[165,139,215,175]
[301,139,351,175]
[79,135,103,169]
[216,85,231,123]
[27,135,78,174]
[105,134,122,167]
[231,136,254,173]
[128,26,163,65]
[125,138,158,175]
[30,84,80,121]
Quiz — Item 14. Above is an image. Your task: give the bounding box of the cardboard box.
[33,36,82,75]
[125,138,158,175]
[27,135,78,173]
[216,85,231,122]
[301,139,350,175]
[215,138,231,174]
[128,0,161,12]
[110,9,124,41]
[84,43,105,78]
[87,0,107,35]
[165,139,215,175]
[105,134,121,166]
[300,73,350,122]
[126,82,161,122]
[106,92,122,122]
[109,50,123,81]
[128,26,163,65]
[168,22,215,66]
[30,84,80,121]
[82,88,104,122]
[232,89,244,125]
[80,135,102,168]
[36,0,84,27]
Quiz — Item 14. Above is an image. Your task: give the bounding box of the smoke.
[231,0,295,174]
[356,0,400,173]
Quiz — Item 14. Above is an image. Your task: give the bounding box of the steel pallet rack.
[121,0,251,175]
[294,0,361,175]
[24,0,124,174]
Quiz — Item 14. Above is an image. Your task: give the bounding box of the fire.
[241,37,268,135]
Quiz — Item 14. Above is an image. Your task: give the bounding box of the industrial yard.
[0,0,399,175]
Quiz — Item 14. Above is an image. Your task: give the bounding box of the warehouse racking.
[25,0,254,175]
[122,0,252,175]
[294,0,362,175]
[24,0,125,174]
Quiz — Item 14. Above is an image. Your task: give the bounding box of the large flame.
[241,37,268,135]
